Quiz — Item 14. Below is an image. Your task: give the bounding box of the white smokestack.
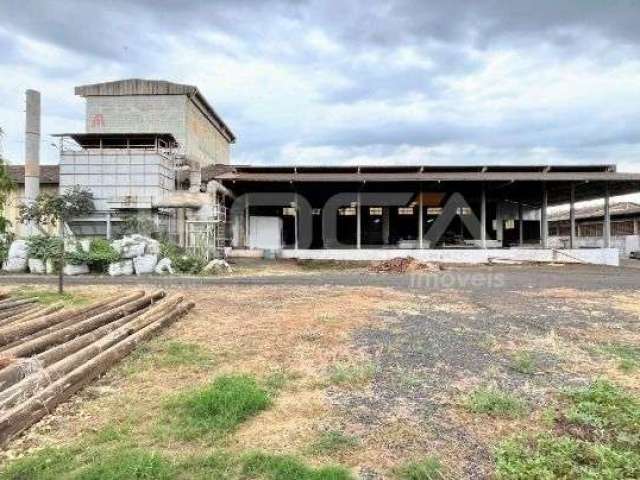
[24,89,41,235]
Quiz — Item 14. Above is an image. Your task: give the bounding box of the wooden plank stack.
[0,290,194,447]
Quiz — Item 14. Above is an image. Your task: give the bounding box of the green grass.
[241,452,354,480]
[12,288,88,307]
[465,388,526,418]
[495,380,640,479]
[0,447,76,480]
[75,448,173,480]
[327,362,376,387]
[509,351,537,374]
[154,341,212,368]
[308,430,360,455]
[599,344,640,372]
[0,447,353,480]
[162,375,271,439]
[496,434,640,479]
[0,446,173,480]
[563,379,640,446]
[393,457,443,480]
[263,369,301,394]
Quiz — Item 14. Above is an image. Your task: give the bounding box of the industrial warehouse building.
[8,79,640,266]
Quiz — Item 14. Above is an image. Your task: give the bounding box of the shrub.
[159,241,204,274]
[26,234,63,261]
[172,254,205,274]
[87,239,120,272]
[0,236,10,264]
[465,388,525,417]
[164,375,271,438]
[66,245,91,266]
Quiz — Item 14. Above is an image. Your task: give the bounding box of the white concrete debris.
[108,259,134,276]
[154,257,174,275]
[202,259,233,274]
[3,257,28,273]
[112,234,160,259]
[3,240,29,272]
[8,240,28,259]
[28,258,46,274]
[133,254,158,275]
[63,263,90,276]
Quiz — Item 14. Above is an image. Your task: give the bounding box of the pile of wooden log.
[0,290,194,447]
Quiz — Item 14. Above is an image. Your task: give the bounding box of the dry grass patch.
[1,284,410,475]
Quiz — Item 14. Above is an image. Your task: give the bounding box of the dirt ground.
[1,264,640,479]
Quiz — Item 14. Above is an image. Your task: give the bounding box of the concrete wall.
[59,151,175,211]
[549,235,639,257]
[5,185,58,237]
[276,248,620,266]
[85,95,230,166]
[185,100,230,165]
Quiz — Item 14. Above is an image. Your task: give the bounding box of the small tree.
[19,186,95,293]
[0,129,15,263]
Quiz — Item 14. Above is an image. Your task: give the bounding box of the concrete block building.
[77,79,235,167]
[55,79,236,252]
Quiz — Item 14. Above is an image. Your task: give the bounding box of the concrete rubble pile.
[2,241,28,273]
[110,234,161,276]
[0,289,194,447]
[2,234,234,276]
[369,257,441,273]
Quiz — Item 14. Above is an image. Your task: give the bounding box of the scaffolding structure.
[186,205,227,260]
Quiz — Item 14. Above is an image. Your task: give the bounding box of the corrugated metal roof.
[549,202,640,221]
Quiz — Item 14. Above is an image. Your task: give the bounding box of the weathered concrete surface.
[277,248,620,266]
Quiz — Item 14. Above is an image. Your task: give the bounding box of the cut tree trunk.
[0,299,38,311]
[0,291,165,359]
[0,292,146,353]
[0,301,195,446]
[0,299,180,390]
[0,297,182,402]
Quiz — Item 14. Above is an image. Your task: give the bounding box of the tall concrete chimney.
[24,89,41,235]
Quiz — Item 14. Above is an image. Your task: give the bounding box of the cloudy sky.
[1,0,639,170]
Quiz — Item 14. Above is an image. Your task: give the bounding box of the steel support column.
[569,183,576,249]
[480,184,486,249]
[604,182,611,248]
[356,191,361,249]
[518,203,524,246]
[418,187,424,249]
[541,183,548,248]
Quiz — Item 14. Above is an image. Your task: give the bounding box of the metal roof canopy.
[52,132,178,149]
[213,164,640,207]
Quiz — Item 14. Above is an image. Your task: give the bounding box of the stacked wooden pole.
[0,290,195,446]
